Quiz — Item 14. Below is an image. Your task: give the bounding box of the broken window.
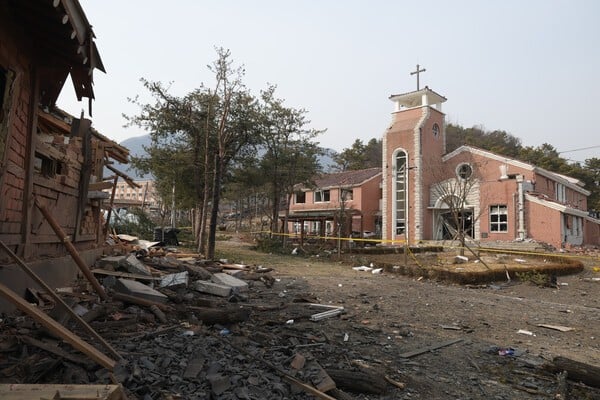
[0,66,15,163]
[34,152,65,178]
[295,191,306,204]
[314,190,330,203]
[340,189,353,201]
[490,204,508,232]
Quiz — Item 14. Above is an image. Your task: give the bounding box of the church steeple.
[389,86,447,112]
[381,69,447,245]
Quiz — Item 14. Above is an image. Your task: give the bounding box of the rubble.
[0,236,599,399]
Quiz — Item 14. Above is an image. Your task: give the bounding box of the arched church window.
[395,151,407,235]
[432,123,440,137]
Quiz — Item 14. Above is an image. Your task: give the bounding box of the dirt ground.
[216,234,600,399]
[1,234,598,399]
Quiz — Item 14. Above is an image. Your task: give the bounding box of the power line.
[558,144,600,154]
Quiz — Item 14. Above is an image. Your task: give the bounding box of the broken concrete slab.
[123,254,152,276]
[211,272,248,293]
[95,255,126,270]
[191,280,232,297]
[113,278,168,304]
[159,271,189,288]
[454,255,469,264]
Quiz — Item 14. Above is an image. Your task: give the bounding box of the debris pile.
[0,236,599,399]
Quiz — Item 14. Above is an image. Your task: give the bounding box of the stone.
[113,278,168,303]
[211,272,248,293]
[191,280,232,297]
[123,254,152,276]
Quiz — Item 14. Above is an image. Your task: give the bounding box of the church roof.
[302,168,382,191]
[443,145,590,195]
[389,86,447,108]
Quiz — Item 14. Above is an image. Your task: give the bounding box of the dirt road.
[217,236,600,399]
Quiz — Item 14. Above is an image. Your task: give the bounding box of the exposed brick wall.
[0,17,30,246]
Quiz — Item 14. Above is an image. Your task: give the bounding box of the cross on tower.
[410,64,426,90]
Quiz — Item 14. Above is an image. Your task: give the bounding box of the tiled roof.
[309,167,381,190]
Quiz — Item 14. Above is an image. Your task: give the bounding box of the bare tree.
[428,156,482,256]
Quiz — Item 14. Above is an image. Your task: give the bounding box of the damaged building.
[0,0,129,311]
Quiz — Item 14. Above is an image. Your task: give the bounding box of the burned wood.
[92,268,162,282]
[81,305,107,323]
[546,356,600,388]
[34,199,108,301]
[111,292,172,312]
[184,264,213,281]
[0,282,116,370]
[218,336,337,400]
[0,384,127,399]
[235,271,276,287]
[150,304,167,324]
[327,388,355,400]
[185,305,250,325]
[0,240,121,360]
[307,360,336,392]
[398,338,463,358]
[326,369,388,395]
[18,335,89,366]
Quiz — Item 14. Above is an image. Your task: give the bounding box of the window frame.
[295,191,306,204]
[490,204,508,232]
[456,163,473,180]
[314,189,330,203]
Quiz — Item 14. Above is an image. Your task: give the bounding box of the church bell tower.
[381,66,447,245]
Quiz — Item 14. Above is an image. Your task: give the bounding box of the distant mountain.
[113,134,338,181]
[110,135,153,181]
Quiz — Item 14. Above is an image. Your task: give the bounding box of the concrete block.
[211,272,248,293]
[96,255,126,270]
[124,254,152,276]
[113,278,168,303]
[159,271,189,288]
[191,280,231,297]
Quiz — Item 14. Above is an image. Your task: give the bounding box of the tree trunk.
[271,187,281,237]
[207,155,223,259]
[546,356,600,388]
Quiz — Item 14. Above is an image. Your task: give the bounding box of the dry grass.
[214,236,585,284]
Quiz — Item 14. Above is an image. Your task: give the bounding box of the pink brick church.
[382,85,600,249]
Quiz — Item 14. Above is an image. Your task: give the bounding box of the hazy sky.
[58,0,600,163]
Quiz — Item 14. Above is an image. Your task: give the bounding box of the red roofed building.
[286,168,382,240]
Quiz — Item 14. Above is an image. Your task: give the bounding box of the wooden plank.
[548,356,600,388]
[537,324,574,332]
[19,335,89,365]
[35,199,108,300]
[112,292,172,311]
[0,240,121,360]
[92,268,163,281]
[34,175,79,197]
[0,384,126,400]
[88,181,113,191]
[0,281,116,370]
[399,338,463,358]
[308,360,336,392]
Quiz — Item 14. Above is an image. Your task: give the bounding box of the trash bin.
[153,227,163,242]
[163,227,180,246]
